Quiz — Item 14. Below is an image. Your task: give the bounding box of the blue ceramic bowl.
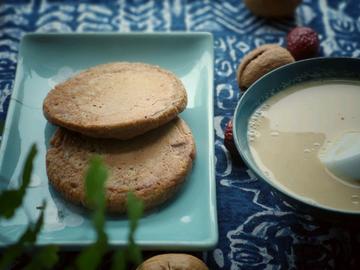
[233,57,360,220]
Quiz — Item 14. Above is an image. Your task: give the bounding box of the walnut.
[136,254,209,270]
[244,0,302,18]
[237,44,295,91]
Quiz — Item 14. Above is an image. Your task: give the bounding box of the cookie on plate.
[43,62,187,139]
[46,117,195,213]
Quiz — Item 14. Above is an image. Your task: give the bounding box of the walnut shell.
[244,0,302,18]
[136,254,209,270]
[237,44,294,91]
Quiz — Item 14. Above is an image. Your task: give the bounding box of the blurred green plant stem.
[0,146,144,270]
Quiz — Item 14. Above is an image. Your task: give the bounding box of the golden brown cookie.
[46,117,195,213]
[43,62,187,139]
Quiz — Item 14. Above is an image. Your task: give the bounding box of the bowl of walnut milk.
[233,57,360,221]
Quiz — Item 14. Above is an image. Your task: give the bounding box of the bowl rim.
[233,56,360,216]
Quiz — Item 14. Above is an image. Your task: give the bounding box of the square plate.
[0,33,217,249]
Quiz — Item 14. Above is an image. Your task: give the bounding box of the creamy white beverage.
[248,80,360,211]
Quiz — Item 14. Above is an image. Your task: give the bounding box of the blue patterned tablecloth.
[1,0,360,269]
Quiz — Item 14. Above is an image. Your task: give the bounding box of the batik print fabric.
[0,0,359,269]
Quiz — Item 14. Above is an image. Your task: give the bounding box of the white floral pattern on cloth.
[0,0,359,269]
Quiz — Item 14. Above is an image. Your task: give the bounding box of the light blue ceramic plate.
[0,33,217,249]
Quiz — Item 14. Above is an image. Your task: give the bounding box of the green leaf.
[0,201,45,270]
[84,156,107,210]
[127,241,142,265]
[111,249,126,270]
[76,233,107,270]
[0,144,37,218]
[111,192,143,269]
[0,243,23,270]
[23,245,59,270]
[127,192,143,234]
[19,205,44,244]
[126,192,143,265]
[76,156,108,270]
